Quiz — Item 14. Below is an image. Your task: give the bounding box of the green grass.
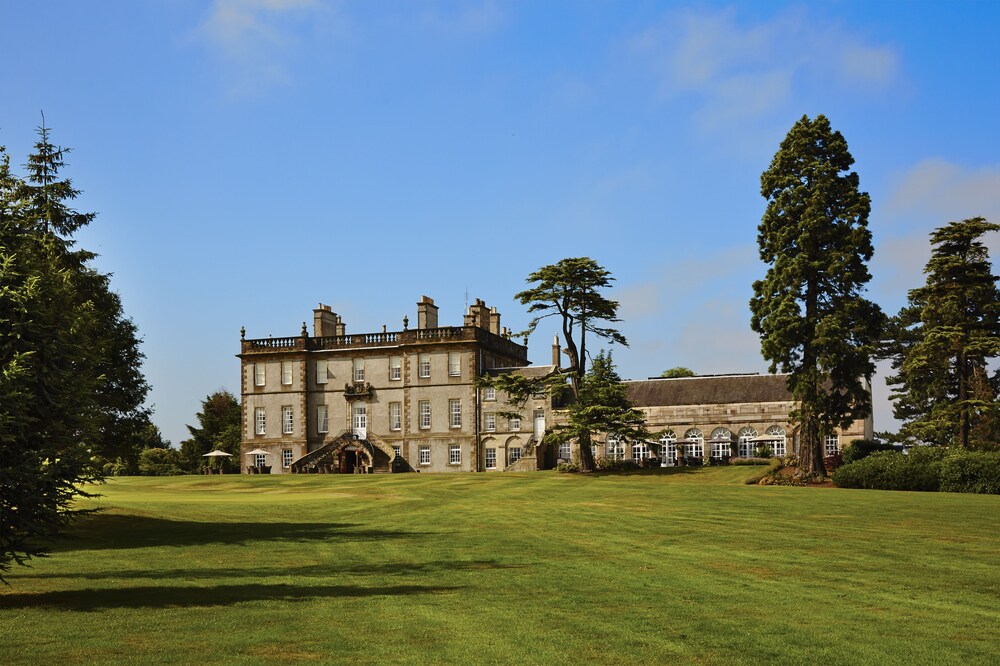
[2,467,998,665]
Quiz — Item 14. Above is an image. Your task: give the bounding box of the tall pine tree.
[884,218,1000,448]
[750,115,883,476]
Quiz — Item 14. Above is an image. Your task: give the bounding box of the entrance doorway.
[352,402,367,439]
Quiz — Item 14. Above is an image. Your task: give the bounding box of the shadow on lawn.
[0,582,463,611]
[19,560,532,582]
[53,514,434,552]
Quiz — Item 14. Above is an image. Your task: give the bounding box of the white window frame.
[389,402,402,431]
[559,441,572,460]
[389,356,402,381]
[659,432,677,466]
[508,446,522,465]
[418,445,431,465]
[282,406,293,435]
[485,448,497,469]
[483,386,496,401]
[281,361,293,386]
[418,400,431,429]
[449,444,461,465]
[738,427,758,458]
[766,426,787,457]
[254,363,265,387]
[684,429,704,459]
[316,360,328,385]
[393,445,402,459]
[825,433,840,456]
[255,407,266,435]
[254,453,267,467]
[509,415,521,432]
[353,358,365,382]
[449,399,461,428]
[484,412,496,432]
[632,442,649,460]
[418,354,431,378]
[448,352,461,377]
[317,405,329,434]
[607,436,624,461]
[282,448,293,468]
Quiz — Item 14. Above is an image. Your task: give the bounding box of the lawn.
[1,467,998,665]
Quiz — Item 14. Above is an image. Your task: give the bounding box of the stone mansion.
[238,297,873,474]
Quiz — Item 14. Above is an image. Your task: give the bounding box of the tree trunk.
[578,431,594,472]
[958,349,970,448]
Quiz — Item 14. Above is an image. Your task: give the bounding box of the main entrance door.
[352,402,367,439]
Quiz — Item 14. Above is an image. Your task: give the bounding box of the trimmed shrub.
[744,457,783,485]
[841,439,894,464]
[832,448,945,492]
[555,461,581,473]
[939,451,1000,494]
[730,457,771,466]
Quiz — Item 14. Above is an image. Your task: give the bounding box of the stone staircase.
[291,431,400,474]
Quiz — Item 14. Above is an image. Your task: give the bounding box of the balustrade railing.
[242,325,526,356]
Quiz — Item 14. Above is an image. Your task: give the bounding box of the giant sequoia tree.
[884,218,1000,448]
[0,122,149,579]
[750,115,883,476]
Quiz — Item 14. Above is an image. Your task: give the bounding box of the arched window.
[684,428,704,459]
[737,427,757,458]
[710,427,732,459]
[765,425,786,457]
[659,430,677,466]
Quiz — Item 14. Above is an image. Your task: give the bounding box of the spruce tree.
[884,218,1000,448]
[750,115,883,476]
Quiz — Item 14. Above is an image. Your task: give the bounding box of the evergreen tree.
[515,257,627,471]
[750,115,883,476]
[564,351,648,453]
[0,121,150,579]
[884,218,1000,448]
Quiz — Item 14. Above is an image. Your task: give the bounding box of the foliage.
[659,366,695,378]
[938,450,1000,494]
[555,460,582,473]
[882,218,1000,448]
[137,448,185,476]
[0,122,149,580]
[823,452,843,472]
[178,390,242,473]
[592,456,640,471]
[750,114,883,476]
[841,438,894,464]
[728,457,772,466]
[832,449,945,491]
[516,257,627,384]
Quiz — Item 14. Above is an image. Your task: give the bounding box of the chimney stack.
[313,304,337,337]
[417,295,439,329]
[552,335,561,367]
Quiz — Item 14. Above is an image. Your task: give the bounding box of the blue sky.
[2,1,999,447]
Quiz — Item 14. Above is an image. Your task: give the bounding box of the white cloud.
[197,0,332,95]
[633,7,899,126]
[885,158,1000,224]
[412,1,505,36]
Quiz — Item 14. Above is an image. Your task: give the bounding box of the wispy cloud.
[197,0,333,95]
[632,7,899,128]
[885,158,1000,224]
[411,1,505,36]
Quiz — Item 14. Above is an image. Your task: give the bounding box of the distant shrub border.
[832,448,1000,495]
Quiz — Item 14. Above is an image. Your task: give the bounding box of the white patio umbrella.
[245,448,271,456]
[202,450,232,457]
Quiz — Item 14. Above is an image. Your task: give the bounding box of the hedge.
[832,447,1000,494]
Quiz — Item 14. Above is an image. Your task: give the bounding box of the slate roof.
[625,374,793,407]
